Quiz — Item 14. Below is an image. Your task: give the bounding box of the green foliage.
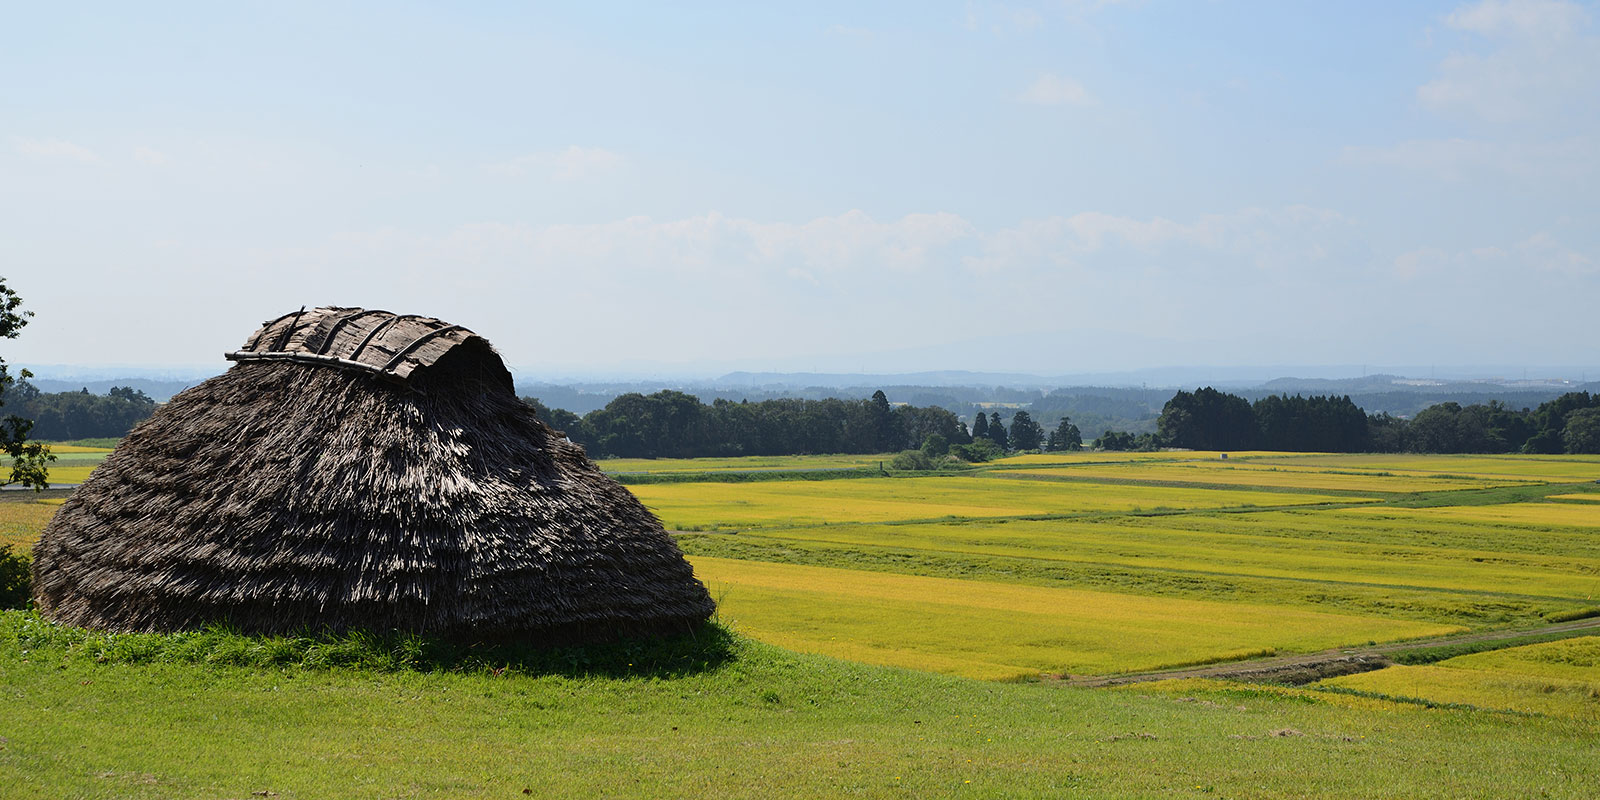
[1007,410,1044,451]
[1158,387,1256,451]
[0,610,737,678]
[547,390,963,459]
[1045,416,1081,451]
[7,382,156,441]
[0,545,29,609]
[1253,394,1369,452]
[1562,407,1600,454]
[0,277,51,490]
[521,396,583,434]
[1094,430,1158,451]
[949,437,1004,463]
[985,411,1008,450]
[919,432,949,458]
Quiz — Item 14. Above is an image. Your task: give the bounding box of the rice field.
[630,476,1366,530]
[10,448,1600,687]
[1320,636,1600,721]
[692,556,1460,680]
[0,501,58,549]
[707,516,1600,605]
[1243,453,1600,483]
[995,460,1530,493]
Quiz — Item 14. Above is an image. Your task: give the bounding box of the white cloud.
[1446,0,1587,37]
[12,137,99,163]
[487,145,624,181]
[1019,73,1095,106]
[1392,230,1594,279]
[1341,136,1599,180]
[133,146,170,165]
[1419,0,1599,123]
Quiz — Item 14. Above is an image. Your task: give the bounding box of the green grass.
[4,611,1597,799]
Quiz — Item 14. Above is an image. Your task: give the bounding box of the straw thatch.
[31,306,715,641]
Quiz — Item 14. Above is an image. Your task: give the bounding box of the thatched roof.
[31,307,715,641]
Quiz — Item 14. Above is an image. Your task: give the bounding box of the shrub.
[0,545,30,609]
[890,450,936,471]
[950,438,1004,463]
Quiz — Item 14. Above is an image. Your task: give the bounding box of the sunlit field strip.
[1320,637,1600,721]
[1245,453,1600,482]
[0,501,57,549]
[35,444,112,454]
[1443,636,1600,682]
[629,477,1368,529]
[41,465,96,484]
[1342,502,1600,530]
[691,556,1460,680]
[991,451,1248,466]
[1549,494,1600,503]
[596,453,895,473]
[1115,508,1600,560]
[994,462,1523,493]
[737,517,1600,601]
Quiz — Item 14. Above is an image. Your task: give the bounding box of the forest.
[9,380,1598,459]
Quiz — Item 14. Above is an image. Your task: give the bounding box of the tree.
[971,412,989,441]
[987,411,1008,450]
[1564,408,1600,454]
[1008,410,1043,451]
[1095,430,1134,451]
[1157,388,1255,451]
[0,278,52,490]
[1046,416,1082,451]
[521,397,583,435]
[865,390,898,452]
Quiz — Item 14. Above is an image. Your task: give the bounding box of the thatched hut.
[31,306,715,641]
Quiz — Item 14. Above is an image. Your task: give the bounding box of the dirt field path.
[1060,616,1600,687]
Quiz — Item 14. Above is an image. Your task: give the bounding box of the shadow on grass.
[0,610,739,679]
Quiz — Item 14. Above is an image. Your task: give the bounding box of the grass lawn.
[2,615,1596,799]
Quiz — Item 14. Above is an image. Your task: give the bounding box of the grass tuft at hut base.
[1,610,736,679]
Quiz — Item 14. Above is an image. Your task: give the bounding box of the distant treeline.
[5,382,158,441]
[1100,387,1600,455]
[526,390,973,459]
[535,386,1600,458]
[9,377,1598,458]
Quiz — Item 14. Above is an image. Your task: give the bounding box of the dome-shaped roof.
[226,306,512,392]
[31,307,714,642]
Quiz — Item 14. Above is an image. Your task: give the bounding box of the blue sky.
[4,1,1597,377]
